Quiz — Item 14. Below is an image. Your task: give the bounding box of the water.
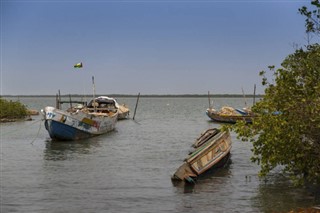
[1,97,319,213]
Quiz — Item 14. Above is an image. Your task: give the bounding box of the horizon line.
[1,93,264,97]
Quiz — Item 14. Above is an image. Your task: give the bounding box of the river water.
[1,96,319,213]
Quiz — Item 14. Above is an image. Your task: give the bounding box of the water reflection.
[171,161,241,212]
[252,173,320,212]
[43,137,101,161]
[172,159,232,193]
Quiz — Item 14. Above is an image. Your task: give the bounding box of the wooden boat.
[117,104,130,120]
[42,96,119,141]
[206,106,254,124]
[172,128,232,183]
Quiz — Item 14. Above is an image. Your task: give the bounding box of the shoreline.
[0,116,32,123]
[1,94,264,98]
[0,109,39,123]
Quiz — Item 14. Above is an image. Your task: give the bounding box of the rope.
[30,120,42,145]
[1,119,42,136]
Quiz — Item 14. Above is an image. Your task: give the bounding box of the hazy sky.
[1,0,311,95]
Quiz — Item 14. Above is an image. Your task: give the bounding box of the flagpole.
[73,62,86,105]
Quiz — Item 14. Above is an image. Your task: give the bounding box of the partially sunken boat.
[42,96,119,141]
[172,128,231,183]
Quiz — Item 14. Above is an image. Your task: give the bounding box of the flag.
[74,62,83,68]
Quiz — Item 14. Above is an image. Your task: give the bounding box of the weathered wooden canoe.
[42,96,119,141]
[192,128,221,148]
[206,107,254,124]
[117,104,130,120]
[172,128,232,183]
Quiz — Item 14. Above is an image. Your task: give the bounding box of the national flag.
[74,62,83,68]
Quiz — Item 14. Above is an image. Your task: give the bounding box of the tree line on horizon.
[1,93,264,98]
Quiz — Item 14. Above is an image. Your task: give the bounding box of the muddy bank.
[0,109,39,123]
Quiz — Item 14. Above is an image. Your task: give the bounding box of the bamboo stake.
[92,76,97,112]
[56,93,59,109]
[133,92,140,120]
[253,84,256,105]
[69,94,72,108]
[58,90,61,109]
[208,91,211,109]
[92,76,96,100]
[241,87,247,107]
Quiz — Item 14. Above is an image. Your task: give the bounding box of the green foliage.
[0,98,28,119]
[299,0,320,34]
[227,44,320,185]
[225,0,320,186]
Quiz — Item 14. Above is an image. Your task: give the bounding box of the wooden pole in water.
[69,94,73,108]
[208,91,211,109]
[241,87,247,107]
[92,76,97,112]
[133,92,140,120]
[92,76,96,100]
[58,90,61,109]
[253,84,256,105]
[56,93,59,109]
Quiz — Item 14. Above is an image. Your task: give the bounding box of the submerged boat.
[206,106,254,124]
[172,128,232,183]
[42,96,119,141]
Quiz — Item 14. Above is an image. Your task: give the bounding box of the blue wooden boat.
[42,96,119,141]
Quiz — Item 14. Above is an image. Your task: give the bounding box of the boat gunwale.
[43,105,118,139]
[187,131,229,163]
[206,109,254,123]
[49,106,119,119]
[193,128,220,148]
[190,145,232,175]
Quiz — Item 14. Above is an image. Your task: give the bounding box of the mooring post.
[133,92,140,120]
[208,91,211,109]
[56,93,59,109]
[58,90,61,109]
[253,84,256,105]
[69,94,72,108]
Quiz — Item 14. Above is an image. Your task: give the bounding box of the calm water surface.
[1,97,319,213]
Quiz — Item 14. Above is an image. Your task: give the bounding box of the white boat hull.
[43,106,118,141]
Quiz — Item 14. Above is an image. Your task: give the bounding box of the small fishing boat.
[172,128,232,183]
[206,106,254,124]
[42,96,119,141]
[117,104,130,120]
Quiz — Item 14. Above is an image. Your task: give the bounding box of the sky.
[1,0,313,95]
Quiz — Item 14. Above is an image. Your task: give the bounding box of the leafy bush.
[0,98,28,119]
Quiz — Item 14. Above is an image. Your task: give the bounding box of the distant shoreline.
[1,94,264,98]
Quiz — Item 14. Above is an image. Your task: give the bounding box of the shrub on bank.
[0,98,28,120]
